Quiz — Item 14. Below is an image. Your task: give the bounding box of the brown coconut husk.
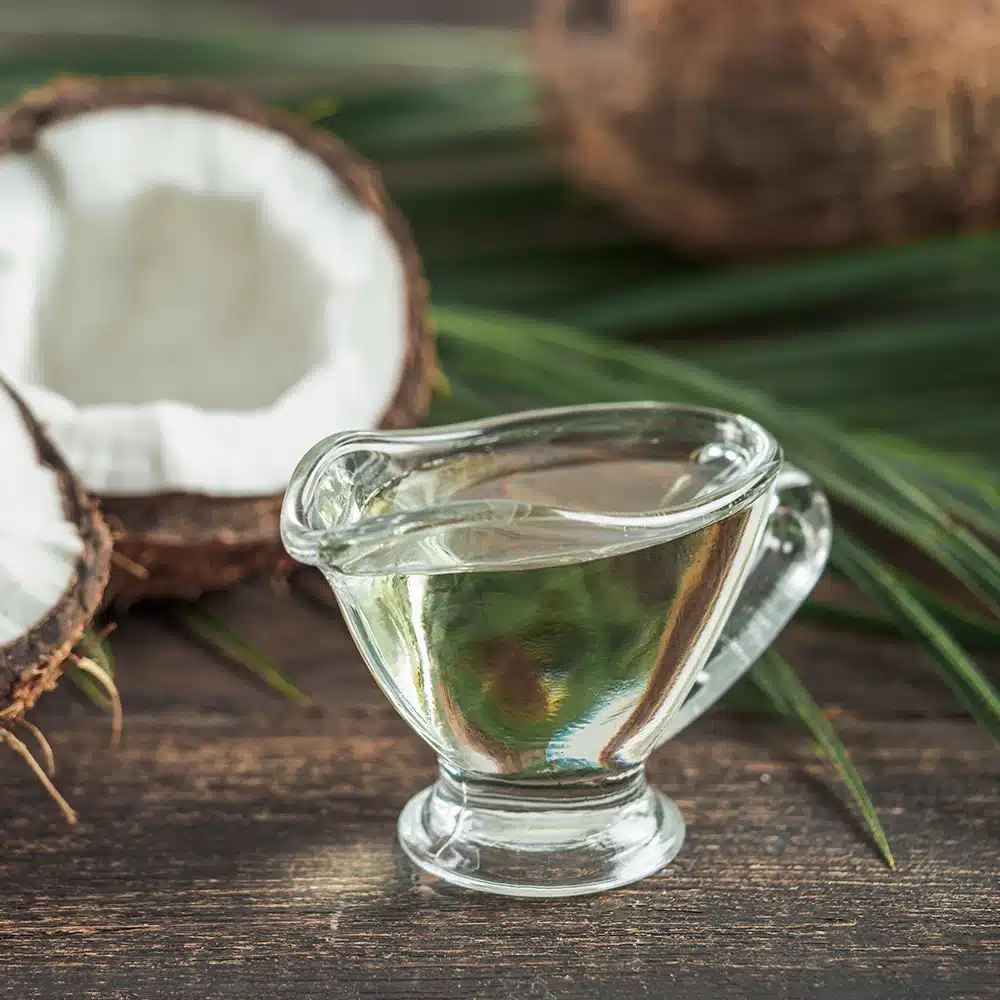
[0,77,436,604]
[534,0,1000,258]
[0,378,112,722]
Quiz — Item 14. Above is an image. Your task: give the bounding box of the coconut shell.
[0,378,112,721]
[0,77,435,604]
[534,0,1000,258]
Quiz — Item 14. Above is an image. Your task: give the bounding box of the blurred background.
[243,1,530,23]
[20,0,532,25]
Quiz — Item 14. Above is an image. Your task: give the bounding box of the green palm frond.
[751,650,895,868]
[171,605,313,708]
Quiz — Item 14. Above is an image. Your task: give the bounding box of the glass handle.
[653,464,832,747]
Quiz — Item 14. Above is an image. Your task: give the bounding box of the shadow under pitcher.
[282,403,831,897]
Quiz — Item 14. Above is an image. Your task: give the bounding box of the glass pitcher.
[281,403,831,897]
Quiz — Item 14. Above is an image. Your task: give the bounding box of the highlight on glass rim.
[1,0,997,995]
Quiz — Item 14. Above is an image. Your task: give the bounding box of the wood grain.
[1,579,996,999]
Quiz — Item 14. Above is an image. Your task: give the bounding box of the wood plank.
[2,582,997,999]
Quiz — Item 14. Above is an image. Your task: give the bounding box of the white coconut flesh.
[0,387,83,644]
[0,106,407,497]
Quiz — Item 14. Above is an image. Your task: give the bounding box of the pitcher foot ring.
[397,770,685,898]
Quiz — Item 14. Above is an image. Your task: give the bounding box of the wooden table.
[4,578,997,999]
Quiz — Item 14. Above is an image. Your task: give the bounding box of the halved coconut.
[0,376,111,721]
[0,77,434,602]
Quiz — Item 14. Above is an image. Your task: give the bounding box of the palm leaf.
[171,605,313,708]
[560,234,1000,336]
[801,596,1000,654]
[831,533,1000,742]
[432,307,1000,746]
[434,306,1000,608]
[0,19,528,105]
[751,651,895,868]
[68,629,116,710]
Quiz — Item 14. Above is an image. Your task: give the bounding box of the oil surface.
[332,455,768,777]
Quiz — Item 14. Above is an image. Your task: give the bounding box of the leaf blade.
[832,532,1000,743]
[751,650,895,869]
[171,605,313,708]
[433,305,1000,619]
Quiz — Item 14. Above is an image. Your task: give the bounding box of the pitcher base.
[397,768,685,899]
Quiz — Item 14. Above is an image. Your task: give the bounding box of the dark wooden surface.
[2,576,997,1000]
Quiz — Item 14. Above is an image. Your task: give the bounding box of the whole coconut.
[534,0,1000,258]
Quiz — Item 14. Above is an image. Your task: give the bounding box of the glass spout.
[279,424,478,569]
